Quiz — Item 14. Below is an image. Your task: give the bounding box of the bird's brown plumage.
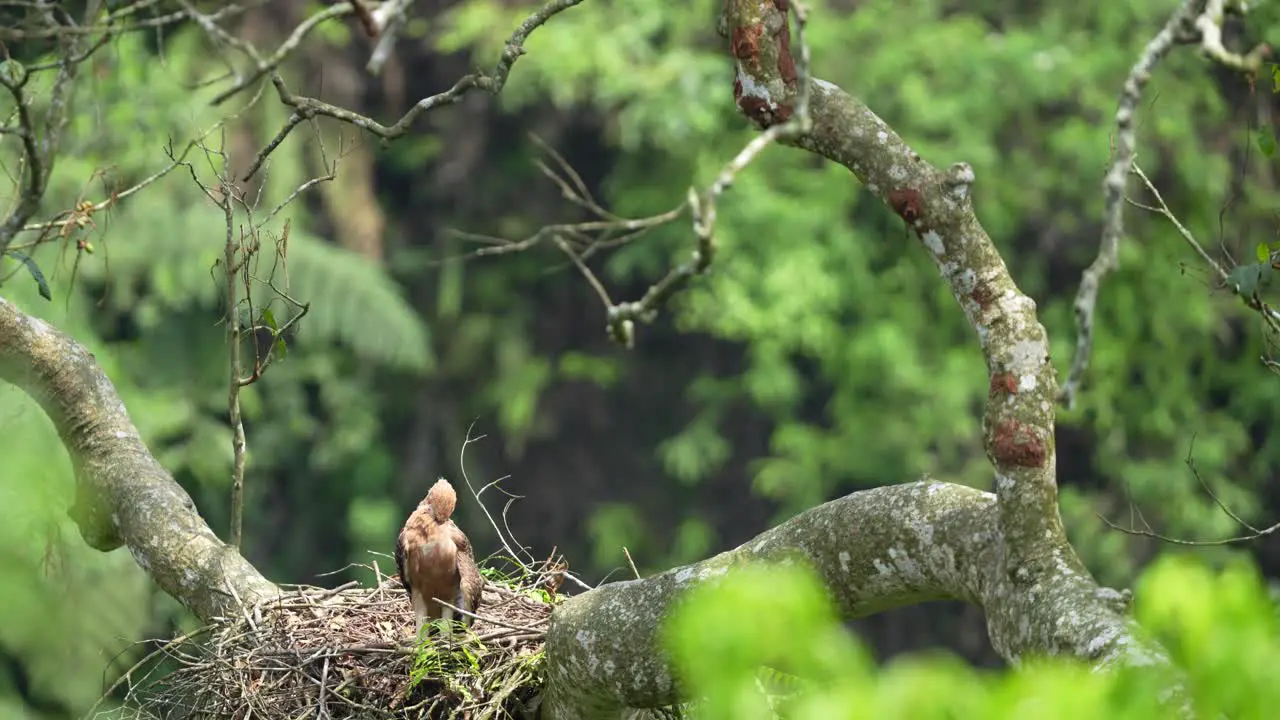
[395,478,483,636]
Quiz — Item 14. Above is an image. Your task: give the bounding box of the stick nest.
[99,562,559,720]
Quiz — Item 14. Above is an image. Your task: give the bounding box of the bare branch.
[0,2,252,41]
[0,0,98,256]
[242,0,584,180]
[1101,436,1280,545]
[1128,162,1280,338]
[170,125,325,551]
[218,160,250,551]
[1194,0,1271,73]
[365,0,413,76]
[205,2,357,107]
[720,0,1067,567]
[1062,0,1270,408]
[596,3,814,347]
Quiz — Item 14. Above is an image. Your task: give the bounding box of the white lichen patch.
[23,313,54,338]
[129,545,151,571]
[576,630,595,653]
[888,164,907,181]
[814,78,840,95]
[1009,339,1045,375]
[922,230,946,255]
[838,551,851,573]
[1018,374,1037,392]
[911,520,935,546]
[656,668,673,693]
[1085,624,1121,657]
[877,130,888,144]
[870,545,927,586]
[699,566,728,581]
[674,568,694,584]
[735,63,776,111]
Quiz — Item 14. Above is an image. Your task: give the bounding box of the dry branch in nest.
[96,562,559,720]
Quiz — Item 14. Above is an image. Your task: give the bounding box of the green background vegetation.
[1,0,1278,715]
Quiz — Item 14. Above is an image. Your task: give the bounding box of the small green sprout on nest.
[93,557,568,720]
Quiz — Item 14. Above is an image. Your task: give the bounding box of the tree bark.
[0,297,279,621]
[539,482,1168,719]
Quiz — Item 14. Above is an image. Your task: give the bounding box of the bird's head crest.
[425,477,457,523]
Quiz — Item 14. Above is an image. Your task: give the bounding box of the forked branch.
[1062,0,1270,408]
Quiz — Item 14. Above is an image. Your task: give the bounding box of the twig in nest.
[102,562,559,720]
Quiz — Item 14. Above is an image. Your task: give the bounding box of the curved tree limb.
[725,0,1063,569]
[0,297,278,621]
[536,1,1187,716]
[541,482,1161,719]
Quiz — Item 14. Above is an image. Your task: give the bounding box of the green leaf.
[1225,262,1274,297]
[1258,127,1277,158]
[1257,242,1270,263]
[5,251,52,301]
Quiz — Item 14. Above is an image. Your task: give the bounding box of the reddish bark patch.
[887,188,923,224]
[733,78,743,101]
[776,9,796,85]
[970,281,995,309]
[991,420,1047,468]
[738,96,773,126]
[772,103,793,124]
[989,372,1017,397]
[731,24,764,65]
[774,0,790,11]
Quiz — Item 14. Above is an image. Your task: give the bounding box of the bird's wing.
[395,528,412,595]
[450,524,483,615]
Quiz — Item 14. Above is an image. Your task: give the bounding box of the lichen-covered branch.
[541,481,1166,719]
[0,297,278,621]
[725,0,1063,571]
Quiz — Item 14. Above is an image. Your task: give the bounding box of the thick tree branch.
[0,297,278,621]
[541,481,1164,719]
[725,0,1063,568]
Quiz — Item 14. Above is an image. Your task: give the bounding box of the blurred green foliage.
[664,554,1279,720]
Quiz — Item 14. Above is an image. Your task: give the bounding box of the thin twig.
[1062,0,1271,407]
[244,0,585,179]
[622,547,642,580]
